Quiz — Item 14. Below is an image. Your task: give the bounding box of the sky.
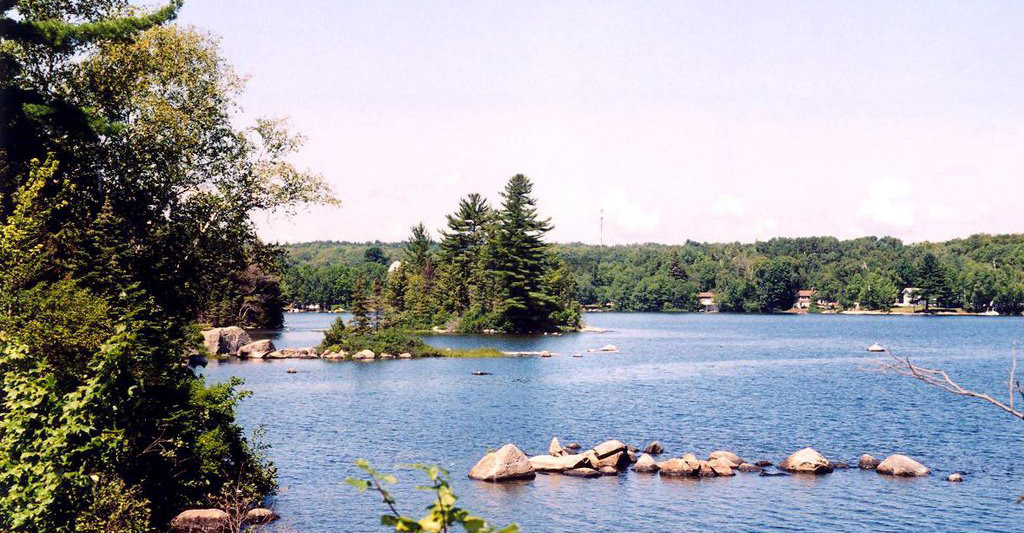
[177,0,1024,245]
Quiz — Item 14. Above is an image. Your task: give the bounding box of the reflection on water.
[203,312,1024,532]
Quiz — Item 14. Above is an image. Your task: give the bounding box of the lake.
[203,312,1024,532]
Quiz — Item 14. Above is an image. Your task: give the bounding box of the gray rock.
[737,463,762,473]
[238,339,275,359]
[468,444,535,482]
[593,440,627,459]
[948,473,963,482]
[244,508,279,524]
[351,349,375,361]
[876,454,930,477]
[643,441,664,455]
[858,454,880,469]
[599,466,619,476]
[563,467,601,478]
[779,448,833,474]
[708,451,744,468]
[633,453,659,473]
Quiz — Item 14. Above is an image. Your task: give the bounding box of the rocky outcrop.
[657,456,700,477]
[529,453,588,472]
[643,441,664,455]
[707,457,735,476]
[876,454,929,477]
[468,444,536,482]
[779,448,833,474]
[264,347,319,359]
[398,352,413,359]
[858,454,879,469]
[708,451,743,468]
[244,508,279,524]
[633,453,659,473]
[237,339,274,359]
[594,451,629,471]
[170,509,229,532]
[737,462,762,473]
[202,327,252,356]
[322,350,348,360]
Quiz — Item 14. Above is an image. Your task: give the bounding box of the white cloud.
[859,179,915,228]
[710,194,748,217]
[601,188,661,239]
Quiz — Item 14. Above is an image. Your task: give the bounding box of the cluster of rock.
[468,440,945,484]
[200,327,413,361]
[170,507,278,532]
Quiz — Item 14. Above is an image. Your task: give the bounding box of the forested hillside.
[281,234,1024,315]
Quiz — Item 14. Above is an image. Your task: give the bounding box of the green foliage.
[318,326,440,359]
[347,460,519,533]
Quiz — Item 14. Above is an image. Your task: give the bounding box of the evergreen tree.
[404,223,433,272]
[668,253,688,281]
[917,252,951,311]
[437,193,491,313]
[491,174,560,332]
[349,275,372,335]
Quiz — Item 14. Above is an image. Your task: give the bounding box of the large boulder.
[468,444,536,482]
[244,508,279,524]
[593,440,627,459]
[707,457,736,476]
[202,327,252,356]
[549,437,565,456]
[237,339,274,359]
[643,441,664,455]
[708,451,744,468]
[858,454,880,469]
[876,454,930,477]
[594,451,629,471]
[170,509,229,532]
[529,453,587,472]
[779,447,833,474]
[633,453,659,473]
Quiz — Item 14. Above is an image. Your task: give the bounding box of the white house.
[897,287,925,307]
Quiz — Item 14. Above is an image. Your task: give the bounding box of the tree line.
[1,2,333,531]
[282,234,1024,315]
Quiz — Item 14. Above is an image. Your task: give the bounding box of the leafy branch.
[346,460,519,533]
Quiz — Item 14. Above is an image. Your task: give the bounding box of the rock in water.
[634,453,660,473]
[468,444,536,482]
[708,457,736,476]
[708,450,744,468]
[238,339,275,359]
[737,463,762,473]
[599,466,619,475]
[858,454,880,469]
[593,440,627,458]
[598,344,619,352]
[948,473,963,482]
[549,437,565,456]
[565,442,582,451]
[564,468,601,478]
[398,352,413,359]
[876,454,930,477]
[265,347,319,359]
[658,457,700,477]
[322,350,348,360]
[202,326,252,356]
[643,441,664,455]
[779,448,833,474]
[170,509,229,532]
[351,349,375,361]
[867,343,885,352]
[528,454,587,472]
[245,508,279,524]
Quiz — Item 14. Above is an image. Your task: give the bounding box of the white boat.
[867,343,886,352]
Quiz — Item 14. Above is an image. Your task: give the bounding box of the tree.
[491,174,561,332]
[404,223,433,272]
[364,245,389,265]
[917,252,951,311]
[437,193,491,313]
[752,257,800,312]
[350,275,372,335]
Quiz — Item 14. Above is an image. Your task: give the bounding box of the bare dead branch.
[876,346,1024,421]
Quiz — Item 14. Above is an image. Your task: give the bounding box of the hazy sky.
[178,0,1023,245]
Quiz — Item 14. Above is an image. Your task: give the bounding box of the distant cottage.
[795,289,816,309]
[897,287,924,307]
[698,291,717,312]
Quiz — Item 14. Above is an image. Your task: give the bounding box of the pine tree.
[404,222,433,272]
[668,253,688,281]
[349,274,372,334]
[491,174,560,332]
[917,252,951,311]
[438,193,491,313]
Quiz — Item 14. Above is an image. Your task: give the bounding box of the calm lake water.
[204,313,1024,532]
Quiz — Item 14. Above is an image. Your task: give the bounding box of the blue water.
[204,313,1024,532]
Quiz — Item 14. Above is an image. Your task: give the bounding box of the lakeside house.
[897,287,925,307]
[795,289,815,309]
[698,291,718,312]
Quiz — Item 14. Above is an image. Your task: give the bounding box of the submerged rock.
[599,466,619,476]
[858,454,880,470]
[528,453,587,472]
[876,454,930,477]
[948,473,964,482]
[754,460,773,467]
[469,444,535,482]
[563,467,601,478]
[779,448,833,474]
[598,344,619,352]
[737,463,762,473]
[170,509,229,532]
